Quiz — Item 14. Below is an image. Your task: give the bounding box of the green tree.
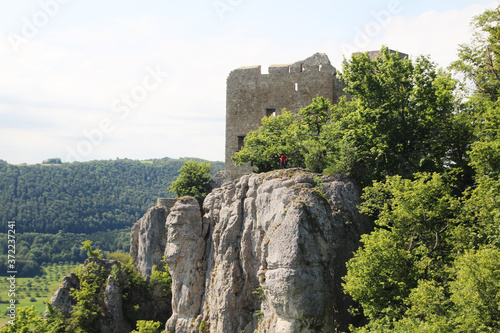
[0,157,224,236]
[150,258,172,294]
[360,173,459,261]
[131,320,162,333]
[327,47,462,184]
[343,7,500,332]
[232,110,301,172]
[81,240,103,259]
[344,229,417,328]
[67,262,106,333]
[450,6,500,251]
[450,247,500,331]
[169,160,212,207]
[450,5,500,101]
[0,305,65,333]
[42,158,62,164]
[0,306,46,333]
[298,97,334,172]
[454,100,500,250]
[232,97,335,173]
[391,280,453,333]
[385,247,500,333]
[300,96,332,136]
[344,173,459,331]
[106,251,132,263]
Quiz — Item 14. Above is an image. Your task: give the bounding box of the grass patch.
[0,263,79,327]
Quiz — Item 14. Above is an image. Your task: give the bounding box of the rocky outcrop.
[49,257,171,333]
[100,275,131,333]
[164,197,206,333]
[50,169,370,332]
[164,169,372,333]
[130,198,176,279]
[49,258,132,332]
[49,272,80,317]
[205,170,226,193]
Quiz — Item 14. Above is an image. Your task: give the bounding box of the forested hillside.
[0,157,223,234]
[0,157,223,275]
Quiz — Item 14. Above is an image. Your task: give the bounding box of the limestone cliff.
[163,169,371,333]
[130,198,176,279]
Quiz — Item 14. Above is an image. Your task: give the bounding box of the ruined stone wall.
[225,53,345,181]
[359,49,408,60]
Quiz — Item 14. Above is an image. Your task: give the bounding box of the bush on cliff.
[169,160,212,207]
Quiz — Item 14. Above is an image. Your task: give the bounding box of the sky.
[0,0,497,164]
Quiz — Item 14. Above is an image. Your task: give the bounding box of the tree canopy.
[334,48,463,183]
[342,6,500,332]
[232,97,335,173]
[0,157,223,234]
[169,160,213,207]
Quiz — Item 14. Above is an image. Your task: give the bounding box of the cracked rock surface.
[165,169,371,333]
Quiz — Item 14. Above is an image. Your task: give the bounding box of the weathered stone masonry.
[225,52,346,181]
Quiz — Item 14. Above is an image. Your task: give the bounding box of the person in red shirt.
[280,153,287,169]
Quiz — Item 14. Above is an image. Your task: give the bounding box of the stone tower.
[224,50,408,181]
[225,53,345,180]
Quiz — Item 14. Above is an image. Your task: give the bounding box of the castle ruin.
[225,50,407,180]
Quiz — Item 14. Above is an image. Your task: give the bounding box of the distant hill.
[0,157,224,234]
[0,157,224,274]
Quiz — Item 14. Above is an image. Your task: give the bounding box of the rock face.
[164,169,371,333]
[205,170,226,193]
[164,197,206,333]
[100,275,131,333]
[49,272,80,317]
[50,258,132,332]
[50,169,370,332]
[130,198,176,279]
